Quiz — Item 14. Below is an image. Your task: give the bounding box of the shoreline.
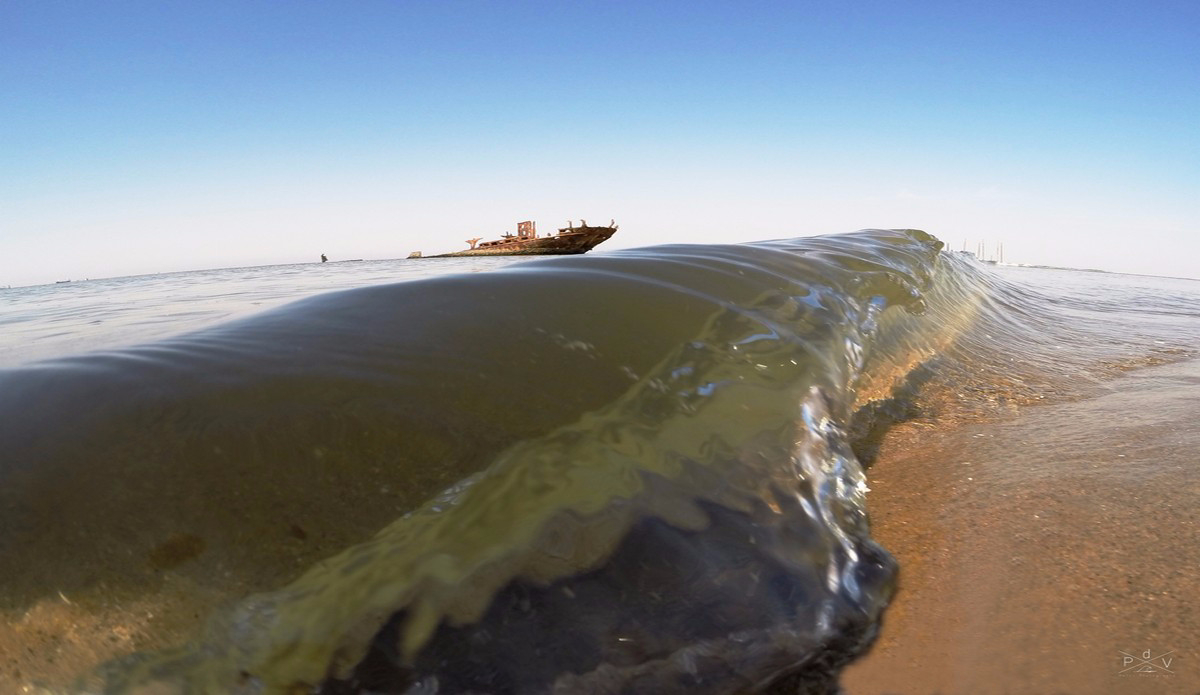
[842,358,1200,693]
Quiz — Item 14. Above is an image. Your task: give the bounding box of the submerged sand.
[843,358,1200,694]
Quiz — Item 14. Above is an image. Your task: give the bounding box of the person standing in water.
[320,254,328,263]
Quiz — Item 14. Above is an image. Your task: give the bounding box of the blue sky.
[3,1,1197,286]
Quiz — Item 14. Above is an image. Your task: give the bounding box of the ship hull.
[427,225,616,258]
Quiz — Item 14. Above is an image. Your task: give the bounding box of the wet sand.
[843,359,1200,694]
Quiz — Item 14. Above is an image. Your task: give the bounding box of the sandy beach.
[843,358,1200,694]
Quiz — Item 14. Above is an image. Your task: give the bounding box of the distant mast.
[964,240,1006,263]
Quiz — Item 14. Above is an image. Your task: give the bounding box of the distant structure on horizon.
[961,240,1004,264]
[412,219,618,258]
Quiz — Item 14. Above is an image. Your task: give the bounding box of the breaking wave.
[3,229,1131,693]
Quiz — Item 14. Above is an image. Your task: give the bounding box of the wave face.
[1,230,993,693]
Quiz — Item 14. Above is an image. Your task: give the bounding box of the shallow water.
[1,232,1197,694]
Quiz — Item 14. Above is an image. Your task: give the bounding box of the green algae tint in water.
[1,230,991,693]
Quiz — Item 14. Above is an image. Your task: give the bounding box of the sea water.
[0,231,1196,693]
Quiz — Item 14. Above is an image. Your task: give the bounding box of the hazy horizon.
[4,2,1198,288]
[6,236,1200,291]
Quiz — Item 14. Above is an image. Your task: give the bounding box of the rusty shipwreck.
[411,220,617,258]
